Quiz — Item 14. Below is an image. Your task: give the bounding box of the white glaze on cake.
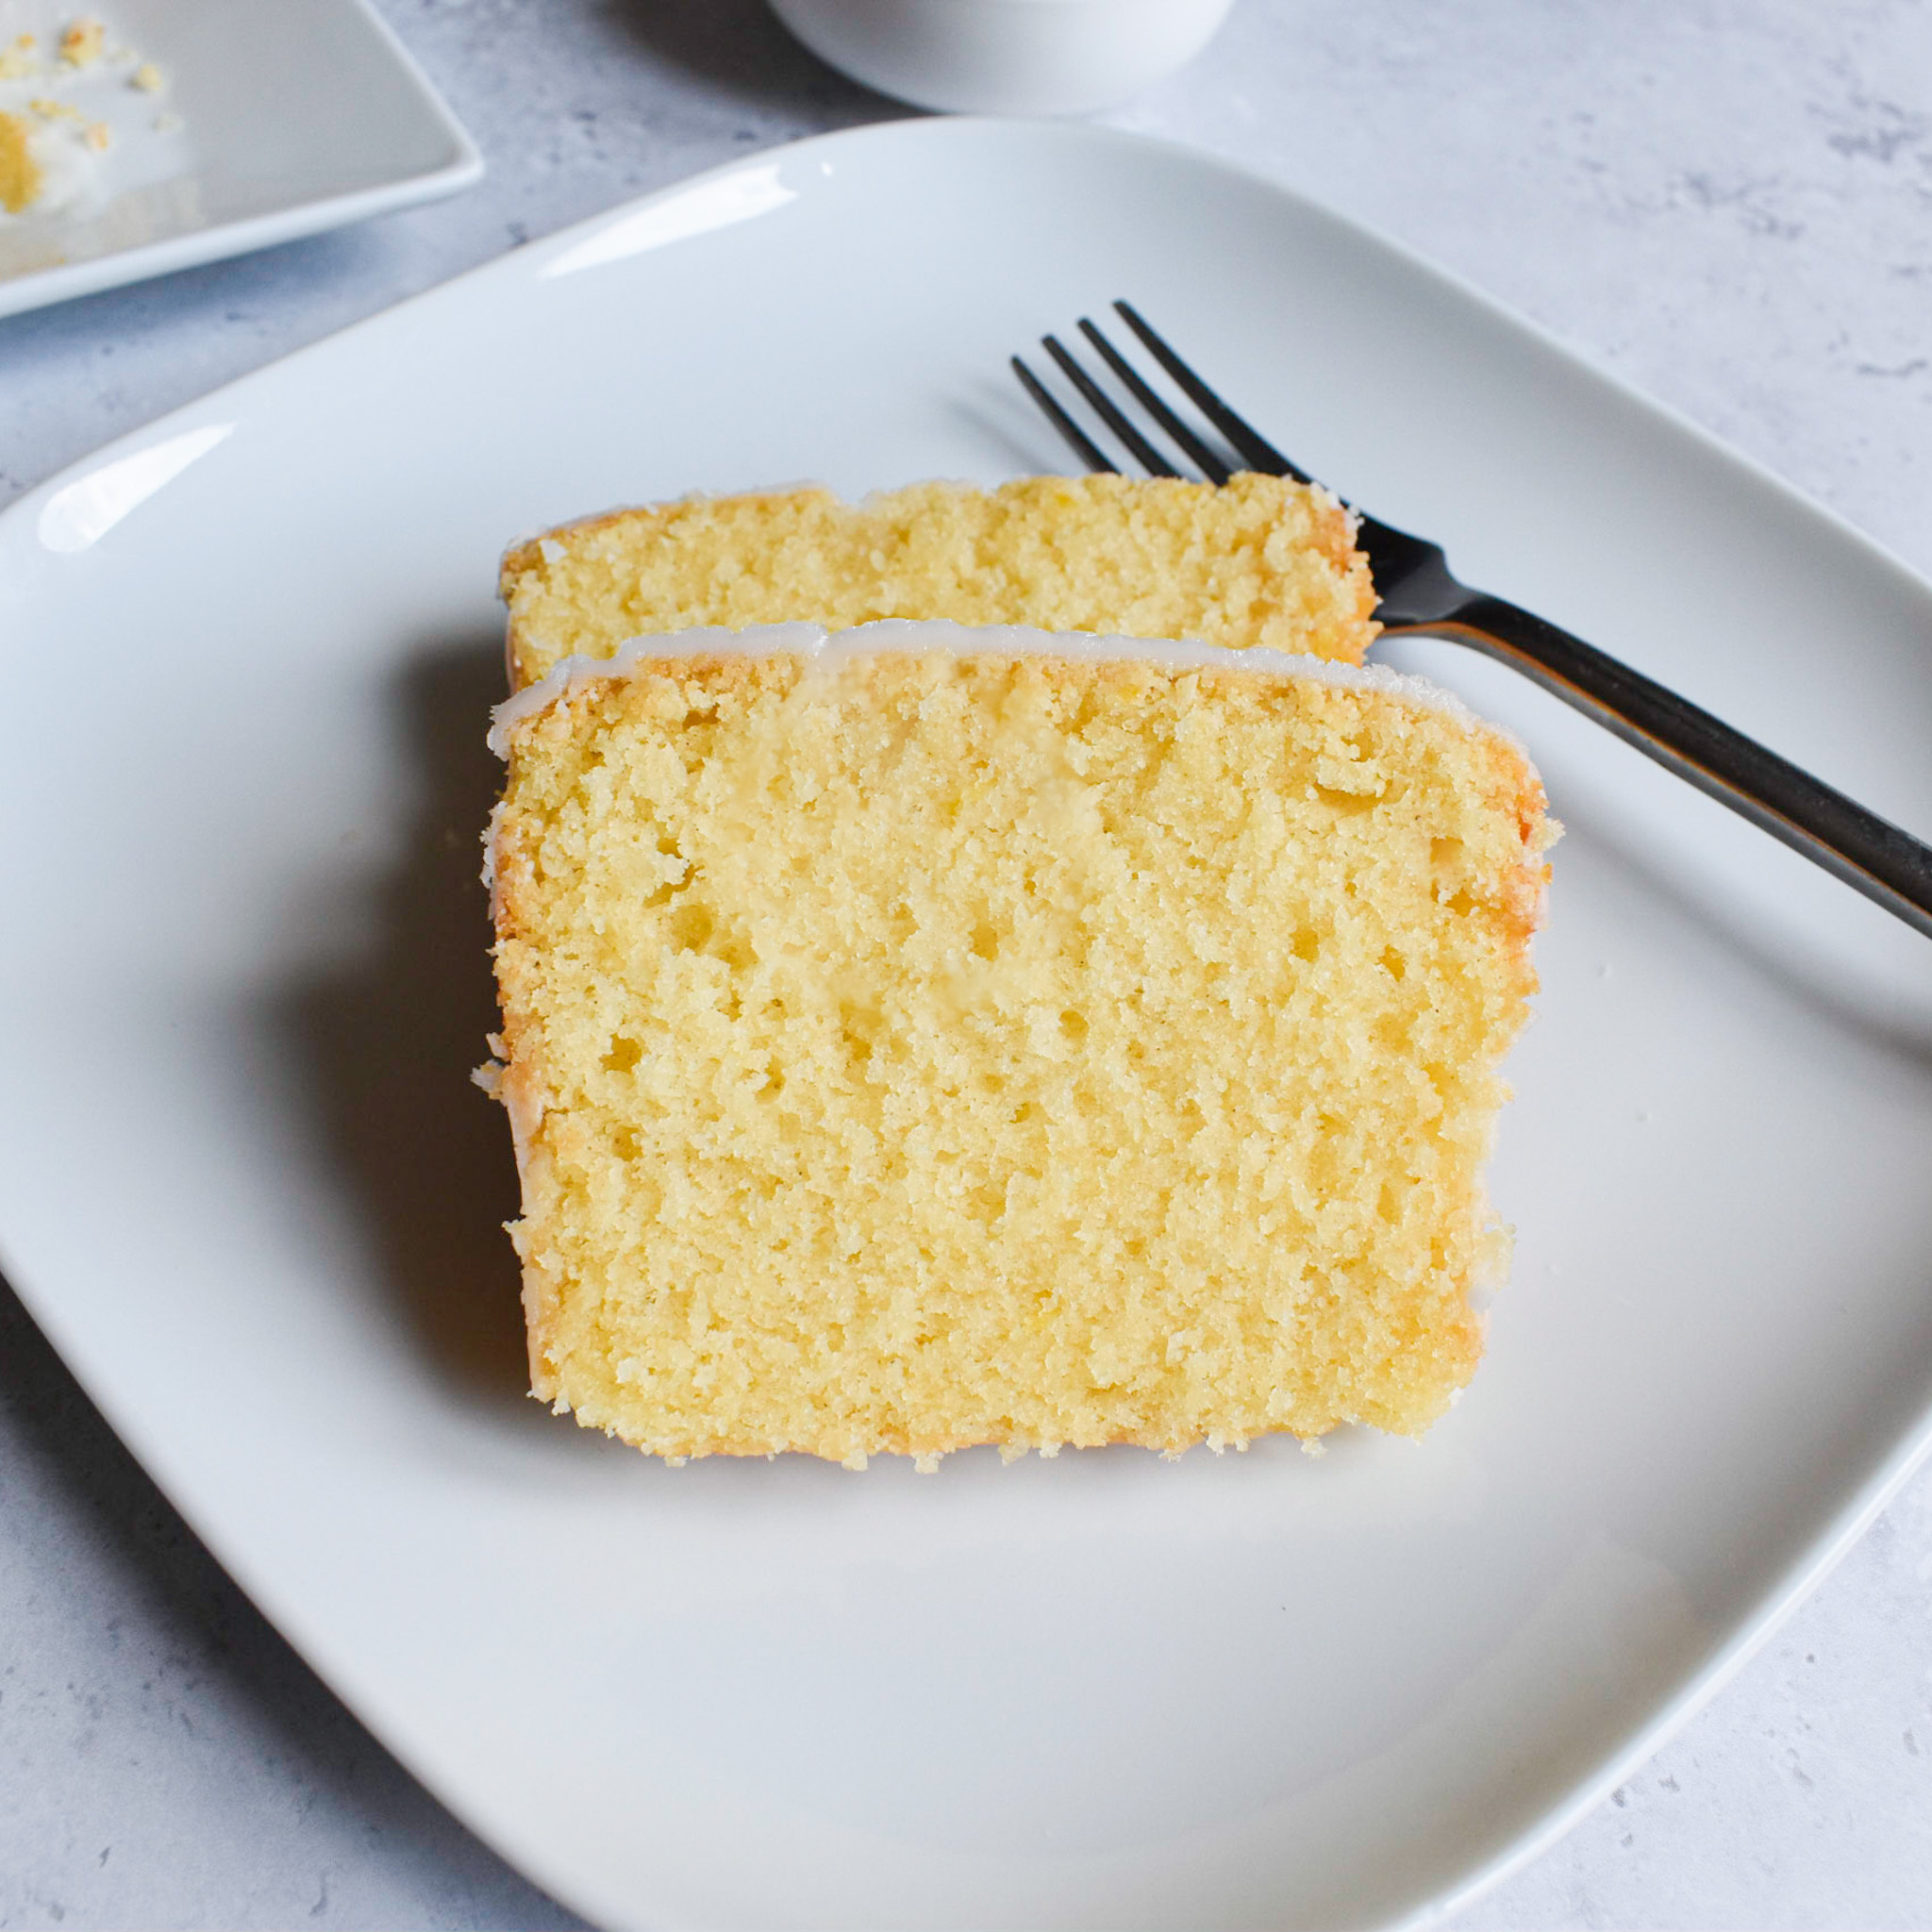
[485,617,1497,761]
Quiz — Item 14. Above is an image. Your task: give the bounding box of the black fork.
[1013,301,1932,943]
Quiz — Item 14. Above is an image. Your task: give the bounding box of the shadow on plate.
[949,378,1073,479]
[277,630,535,1411]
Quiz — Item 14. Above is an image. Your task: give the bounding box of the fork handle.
[1392,592,1932,941]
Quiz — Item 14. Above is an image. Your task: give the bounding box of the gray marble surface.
[3,0,1930,1924]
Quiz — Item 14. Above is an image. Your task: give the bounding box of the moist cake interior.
[485,624,1552,1466]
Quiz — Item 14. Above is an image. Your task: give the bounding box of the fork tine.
[1041,333,1182,478]
[1076,318,1232,485]
[1010,356,1118,475]
[1112,301,1308,484]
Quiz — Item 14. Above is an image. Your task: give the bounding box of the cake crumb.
[58,17,106,67]
[0,19,182,213]
[0,110,42,212]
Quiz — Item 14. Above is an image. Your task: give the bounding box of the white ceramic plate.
[5,119,1932,1931]
[0,0,479,319]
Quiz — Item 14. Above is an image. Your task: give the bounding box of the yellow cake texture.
[484,623,1553,1466]
[498,474,1377,691]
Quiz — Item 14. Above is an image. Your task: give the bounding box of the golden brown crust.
[498,488,841,592]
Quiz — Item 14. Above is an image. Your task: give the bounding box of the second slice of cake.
[486,622,1554,1466]
[499,474,1378,690]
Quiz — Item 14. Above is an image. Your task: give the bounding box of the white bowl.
[767,0,1239,115]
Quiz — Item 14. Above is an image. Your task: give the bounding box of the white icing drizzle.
[487,619,1504,759]
[478,796,508,903]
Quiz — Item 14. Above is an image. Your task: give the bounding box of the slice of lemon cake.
[499,474,1377,691]
[484,622,1553,1465]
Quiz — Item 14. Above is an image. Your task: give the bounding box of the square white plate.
[4,120,1932,1931]
[0,0,479,318]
